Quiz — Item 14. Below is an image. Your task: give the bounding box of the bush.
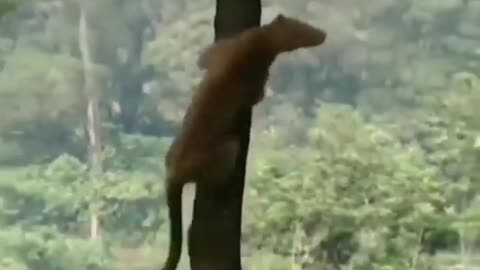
[0,227,112,270]
[245,104,453,269]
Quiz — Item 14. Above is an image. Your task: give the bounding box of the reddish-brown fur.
[161,14,326,270]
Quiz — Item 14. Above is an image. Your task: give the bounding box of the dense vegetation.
[0,0,479,269]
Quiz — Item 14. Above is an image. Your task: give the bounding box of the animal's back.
[169,74,241,163]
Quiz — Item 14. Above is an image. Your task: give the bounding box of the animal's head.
[266,14,327,53]
[197,14,327,74]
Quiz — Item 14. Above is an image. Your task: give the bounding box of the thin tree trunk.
[188,0,261,269]
[79,6,103,241]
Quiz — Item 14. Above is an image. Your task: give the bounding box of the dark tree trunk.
[188,0,261,270]
[117,13,151,133]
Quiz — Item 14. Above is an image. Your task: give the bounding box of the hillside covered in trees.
[0,0,479,269]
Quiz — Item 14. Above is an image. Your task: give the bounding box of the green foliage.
[103,133,171,172]
[246,104,454,269]
[0,47,85,164]
[0,227,112,270]
[0,0,480,269]
[0,147,167,243]
[0,0,16,17]
[143,8,214,123]
[0,156,88,230]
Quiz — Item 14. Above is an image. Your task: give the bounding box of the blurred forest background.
[0,0,479,269]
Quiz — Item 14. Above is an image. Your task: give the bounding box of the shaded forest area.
[0,0,479,269]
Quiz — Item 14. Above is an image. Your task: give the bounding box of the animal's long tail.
[161,181,183,270]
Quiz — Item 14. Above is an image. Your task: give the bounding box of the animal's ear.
[197,38,235,70]
[272,14,287,23]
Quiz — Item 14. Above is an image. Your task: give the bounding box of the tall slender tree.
[188,0,261,269]
[78,4,104,240]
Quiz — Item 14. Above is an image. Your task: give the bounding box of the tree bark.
[188,0,261,270]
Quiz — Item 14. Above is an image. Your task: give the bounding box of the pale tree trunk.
[78,6,103,241]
